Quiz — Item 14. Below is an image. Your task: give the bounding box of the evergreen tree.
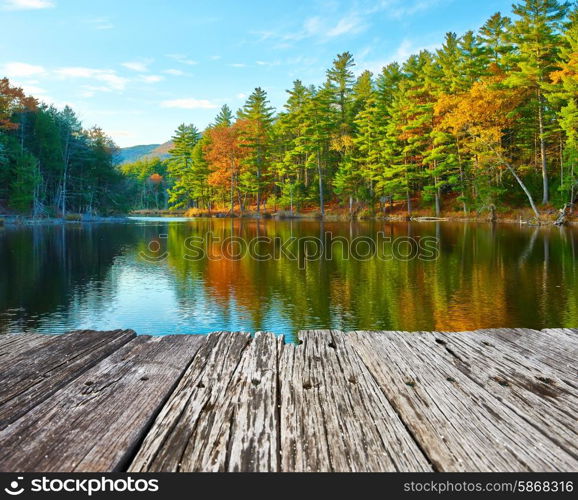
[213,104,234,128]
[167,124,201,208]
[508,0,571,204]
[237,88,274,212]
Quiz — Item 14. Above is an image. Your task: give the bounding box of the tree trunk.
[538,94,549,205]
[256,152,262,213]
[476,135,541,220]
[507,163,540,219]
[407,189,412,216]
[455,136,468,215]
[555,203,573,226]
[317,152,324,217]
[230,168,234,215]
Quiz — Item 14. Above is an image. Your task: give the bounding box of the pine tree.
[326,52,356,127]
[9,151,39,212]
[478,13,514,70]
[238,88,274,212]
[508,0,571,204]
[549,5,578,201]
[167,124,201,208]
[213,105,234,128]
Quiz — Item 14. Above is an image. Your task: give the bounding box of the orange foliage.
[149,173,164,184]
[204,121,248,190]
[435,76,523,138]
[0,78,37,130]
[550,50,578,84]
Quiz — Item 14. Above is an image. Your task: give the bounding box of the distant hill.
[117,141,173,164]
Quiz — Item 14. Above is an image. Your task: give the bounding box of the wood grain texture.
[0,335,204,472]
[469,328,577,380]
[129,331,282,472]
[430,330,577,459]
[278,330,432,472]
[0,333,54,369]
[347,330,578,472]
[0,329,135,430]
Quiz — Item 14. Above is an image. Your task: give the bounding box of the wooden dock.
[0,328,576,472]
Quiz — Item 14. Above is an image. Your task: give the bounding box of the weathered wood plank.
[347,330,578,472]
[129,331,280,472]
[0,333,54,369]
[279,330,432,472]
[541,328,578,346]
[467,328,577,380]
[0,329,135,430]
[0,335,204,472]
[429,330,577,459]
[223,331,281,472]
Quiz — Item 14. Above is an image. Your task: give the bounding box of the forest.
[1,0,577,220]
[0,79,128,216]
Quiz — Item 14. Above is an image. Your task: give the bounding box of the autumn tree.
[204,121,246,213]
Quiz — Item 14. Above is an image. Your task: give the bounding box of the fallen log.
[554,203,574,226]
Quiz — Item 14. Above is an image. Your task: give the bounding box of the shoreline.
[0,215,130,227]
[130,205,577,226]
[1,210,576,227]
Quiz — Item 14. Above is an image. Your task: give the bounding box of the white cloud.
[255,14,366,45]
[236,93,247,99]
[254,0,441,46]
[386,0,443,19]
[161,98,217,109]
[163,69,184,76]
[141,75,164,83]
[326,16,366,37]
[210,55,221,61]
[2,0,54,10]
[122,61,149,72]
[357,38,441,74]
[167,54,197,66]
[393,38,440,61]
[301,17,323,39]
[255,60,281,67]
[3,62,46,77]
[78,84,114,97]
[55,67,128,91]
[15,81,47,95]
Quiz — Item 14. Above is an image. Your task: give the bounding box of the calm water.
[1,218,577,341]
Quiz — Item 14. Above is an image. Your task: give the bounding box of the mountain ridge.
[117,141,173,164]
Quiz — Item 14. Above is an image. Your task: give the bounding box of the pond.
[1,218,576,342]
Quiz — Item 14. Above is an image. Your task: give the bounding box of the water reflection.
[0,219,576,339]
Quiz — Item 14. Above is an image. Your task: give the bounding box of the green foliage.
[237,88,275,211]
[166,124,201,209]
[9,151,39,212]
[0,81,123,215]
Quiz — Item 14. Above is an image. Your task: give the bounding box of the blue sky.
[0,0,516,147]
